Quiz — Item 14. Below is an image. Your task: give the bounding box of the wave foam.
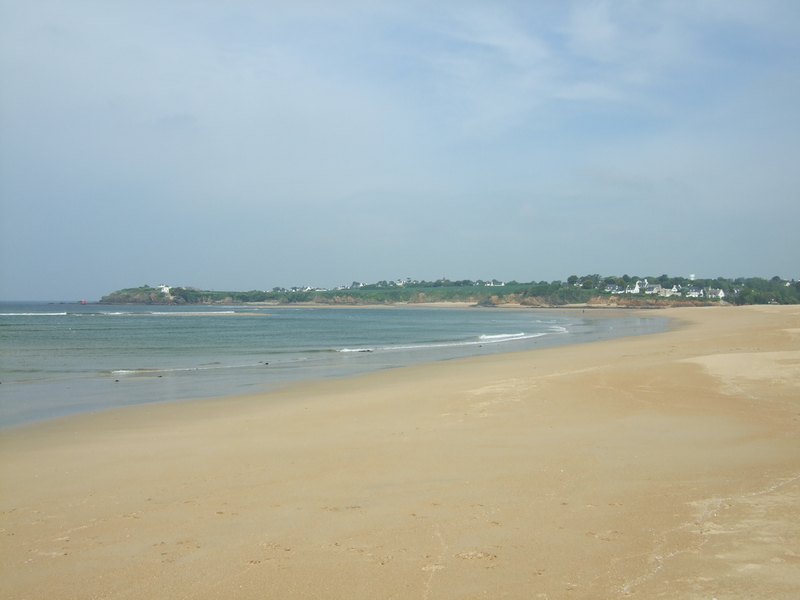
[0,312,68,316]
[338,331,547,354]
[479,333,525,340]
[111,361,261,375]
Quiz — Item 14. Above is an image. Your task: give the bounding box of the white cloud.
[565,0,619,62]
[1,0,799,298]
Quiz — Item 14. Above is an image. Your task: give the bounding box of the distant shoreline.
[97,276,799,307]
[89,299,703,310]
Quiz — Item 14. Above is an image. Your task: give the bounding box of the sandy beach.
[1,305,799,599]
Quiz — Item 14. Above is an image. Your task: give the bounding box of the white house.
[644,283,663,295]
[685,286,704,298]
[658,285,682,297]
[626,279,647,293]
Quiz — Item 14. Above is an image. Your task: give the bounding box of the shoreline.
[0,306,668,429]
[88,300,714,309]
[2,305,799,598]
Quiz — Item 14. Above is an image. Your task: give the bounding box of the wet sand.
[2,305,799,599]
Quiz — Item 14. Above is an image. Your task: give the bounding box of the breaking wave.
[339,330,558,353]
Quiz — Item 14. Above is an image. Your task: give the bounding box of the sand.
[1,305,799,599]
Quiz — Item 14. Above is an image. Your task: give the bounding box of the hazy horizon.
[2,1,798,301]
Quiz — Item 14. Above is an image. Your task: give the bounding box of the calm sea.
[0,302,667,427]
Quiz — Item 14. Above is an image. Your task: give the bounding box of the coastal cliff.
[99,286,177,304]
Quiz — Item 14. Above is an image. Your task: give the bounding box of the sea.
[0,302,668,427]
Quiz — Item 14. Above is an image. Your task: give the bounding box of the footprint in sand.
[455,551,496,560]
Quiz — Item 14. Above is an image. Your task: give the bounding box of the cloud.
[1,1,799,299]
[565,0,619,62]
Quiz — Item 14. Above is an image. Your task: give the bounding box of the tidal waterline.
[0,303,668,426]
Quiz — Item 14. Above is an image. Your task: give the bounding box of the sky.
[1,0,798,301]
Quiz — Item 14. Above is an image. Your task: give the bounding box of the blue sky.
[1,1,798,300]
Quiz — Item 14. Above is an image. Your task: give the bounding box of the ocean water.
[0,302,667,427]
